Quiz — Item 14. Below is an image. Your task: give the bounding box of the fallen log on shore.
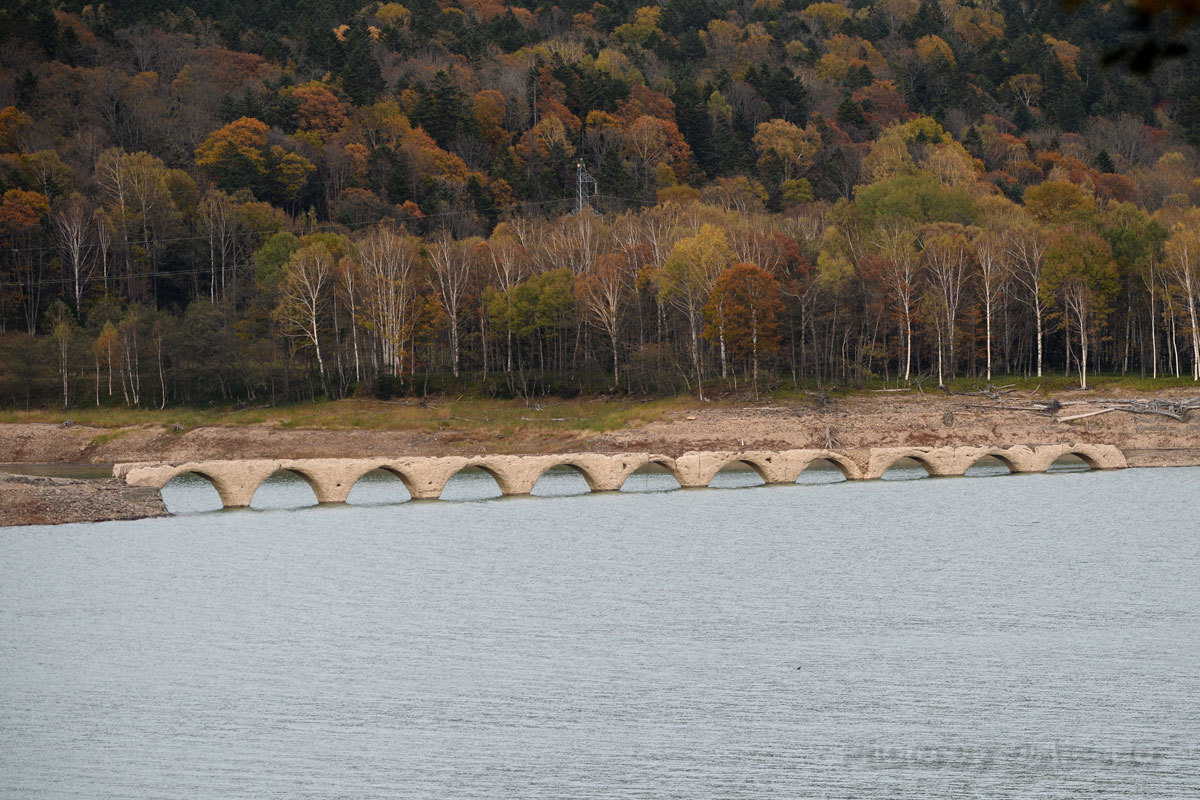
[961,395,1199,423]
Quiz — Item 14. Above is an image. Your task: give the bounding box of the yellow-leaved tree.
[658,224,735,396]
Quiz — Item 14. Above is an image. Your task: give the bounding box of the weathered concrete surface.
[667,450,862,486]
[862,443,1126,480]
[1,473,168,527]
[115,443,1127,509]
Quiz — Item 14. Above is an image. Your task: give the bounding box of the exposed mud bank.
[3,392,1199,464]
[0,473,168,527]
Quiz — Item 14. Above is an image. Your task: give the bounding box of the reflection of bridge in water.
[115,443,1127,510]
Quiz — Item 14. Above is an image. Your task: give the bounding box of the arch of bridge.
[611,455,684,489]
[527,454,624,492]
[158,467,233,506]
[340,461,425,501]
[668,451,785,487]
[957,445,1039,474]
[781,450,864,481]
[1029,443,1126,472]
[963,451,1020,474]
[865,448,960,480]
[705,451,794,485]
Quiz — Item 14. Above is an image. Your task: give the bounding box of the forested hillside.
[2,0,1200,408]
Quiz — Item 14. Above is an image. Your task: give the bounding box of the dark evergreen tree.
[381,147,415,205]
[596,147,635,199]
[412,71,478,150]
[905,0,946,39]
[747,64,811,123]
[487,10,535,52]
[293,0,340,71]
[672,76,713,175]
[14,68,37,110]
[678,29,706,62]
[962,125,983,158]
[466,174,498,228]
[1012,102,1035,132]
[264,92,299,132]
[57,24,85,65]
[1042,58,1084,131]
[1175,77,1200,147]
[836,95,870,140]
[340,23,385,106]
[33,8,59,59]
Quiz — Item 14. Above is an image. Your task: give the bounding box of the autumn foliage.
[3,1,1200,406]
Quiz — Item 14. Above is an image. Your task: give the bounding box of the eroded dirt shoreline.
[4,391,1200,465]
[3,389,1199,526]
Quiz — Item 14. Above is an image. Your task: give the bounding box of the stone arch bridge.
[114,443,1126,509]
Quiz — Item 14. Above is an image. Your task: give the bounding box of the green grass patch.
[86,429,130,448]
[0,395,695,435]
[0,406,224,429]
[0,377,1193,434]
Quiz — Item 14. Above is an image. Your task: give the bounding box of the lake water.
[2,463,1198,798]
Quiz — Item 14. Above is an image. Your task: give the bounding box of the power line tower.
[575,159,598,214]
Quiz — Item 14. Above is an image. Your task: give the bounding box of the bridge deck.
[114,444,1127,509]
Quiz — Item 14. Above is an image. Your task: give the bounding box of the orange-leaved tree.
[703,262,783,395]
[195,117,314,205]
[1,188,51,332]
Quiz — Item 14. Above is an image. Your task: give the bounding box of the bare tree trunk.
[1035,298,1043,378]
[351,317,361,384]
[719,322,728,380]
[298,290,327,394]
[751,307,759,398]
[1149,283,1158,379]
[1065,327,1071,378]
[985,301,992,381]
[57,335,69,410]
[1122,301,1131,374]
[480,311,489,379]
[156,328,167,409]
[1188,292,1200,381]
[936,326,944,387]
[904,308,912,381]
[119,345,130,407]
[1080,325,1088,389]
